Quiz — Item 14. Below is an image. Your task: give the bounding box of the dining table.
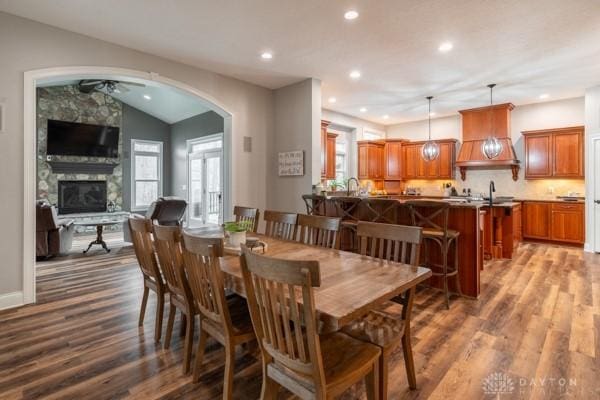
[185,226,432,334]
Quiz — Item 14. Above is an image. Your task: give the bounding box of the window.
[335,139,347,183]
[131,139,162,210]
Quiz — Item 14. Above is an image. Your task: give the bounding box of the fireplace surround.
[58,180,107,214]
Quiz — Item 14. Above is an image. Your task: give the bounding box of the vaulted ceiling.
[1,0,599,124]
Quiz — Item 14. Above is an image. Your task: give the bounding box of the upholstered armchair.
[123,197,188,242]
[36,200,75,258]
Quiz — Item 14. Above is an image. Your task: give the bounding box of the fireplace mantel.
[48,161,119,174]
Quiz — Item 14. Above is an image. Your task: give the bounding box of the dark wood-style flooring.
[1,242,599,399]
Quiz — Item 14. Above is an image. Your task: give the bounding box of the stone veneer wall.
[37,85,123,210]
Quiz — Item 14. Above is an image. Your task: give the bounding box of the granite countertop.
[514,198,585,204]
[318,194,519,209]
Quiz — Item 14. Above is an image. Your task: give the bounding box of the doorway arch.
[23,66,234,305]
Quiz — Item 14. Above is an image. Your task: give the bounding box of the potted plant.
[223,220,252,248]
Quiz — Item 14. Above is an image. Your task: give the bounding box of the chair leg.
[182,313,195,374]
[192,329,208,383]
[401,334,417,390]
[454,238,462,296]
[164,303,176,349]
[138,286,149,327]
[223,343,235,400]
[379,350,389,400]
[442,241,450,310]
[180,313,187,337]
[260,368,280,400]
[155,292,165,343]
[365,360,380,400]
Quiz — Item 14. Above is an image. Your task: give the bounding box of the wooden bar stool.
[301,194,327,216]
[363,198,399,224]
[331,196,361,252]
[405,200,461,309]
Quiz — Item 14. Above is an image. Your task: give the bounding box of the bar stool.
[331,196,362,252]
[301,194,327,216]
[363,198,399,224]
[405,200,461,309]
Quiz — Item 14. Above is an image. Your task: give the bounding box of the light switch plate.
[243,136,252,152]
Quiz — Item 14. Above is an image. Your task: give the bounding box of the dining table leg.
[401,286,417,389]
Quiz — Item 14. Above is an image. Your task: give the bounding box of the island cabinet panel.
[550,203,585,244]
[522,201,551,239]
[384,140,404,179]
[357,141,384,180]
[523,126,584,179]
[325,133,337,179]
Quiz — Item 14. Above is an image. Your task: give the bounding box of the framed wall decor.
[278,150,304,176]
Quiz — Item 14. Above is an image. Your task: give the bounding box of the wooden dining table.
[185,227,432,333]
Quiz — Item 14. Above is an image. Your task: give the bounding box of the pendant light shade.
[481,83,504,159]
[421,96,439,161]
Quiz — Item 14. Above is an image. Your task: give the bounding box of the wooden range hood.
[456,103,520,181]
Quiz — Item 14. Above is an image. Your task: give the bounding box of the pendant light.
[481,83,504,159]
[421,96,439,161]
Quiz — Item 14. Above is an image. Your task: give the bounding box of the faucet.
[489,180,495,207]
[347,177,360,196]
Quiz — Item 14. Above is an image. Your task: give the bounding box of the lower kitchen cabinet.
[521,201,584,245]
[522,202,551,239]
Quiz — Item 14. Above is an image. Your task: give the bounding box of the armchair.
[36,200,75,258]
[123,197,188,242]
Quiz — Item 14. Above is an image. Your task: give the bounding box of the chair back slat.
[357,221,422,265]
[404,200,450,236]
[181,233,232,333]
[263,210,297,240]
[296,214,341,249]
[129,216,163,283]
[233,206,260,232]
[240,248,325,385]
[152,224,191,300]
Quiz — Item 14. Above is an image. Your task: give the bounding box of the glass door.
[204,150,222,224]
[187,135,223,227]
[188,153,204,227]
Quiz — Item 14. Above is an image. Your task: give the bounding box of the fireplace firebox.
[58,180,107,214]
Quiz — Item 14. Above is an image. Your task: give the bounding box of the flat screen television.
[46,119,120,158]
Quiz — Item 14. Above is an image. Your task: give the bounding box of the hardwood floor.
[1,242,599,399]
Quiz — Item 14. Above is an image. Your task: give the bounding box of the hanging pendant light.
[481,83,504,159]
[421,96,439,161]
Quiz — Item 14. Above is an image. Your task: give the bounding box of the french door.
[187,137,223,227]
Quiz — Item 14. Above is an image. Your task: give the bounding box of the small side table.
[74,220,125,253]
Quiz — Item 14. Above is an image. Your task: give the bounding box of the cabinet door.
[403,145,417,179]
[358,144,368,179]
[326,135,336,179]
[384,141,403,179]
[522,202,551,239]
[553,131,583,177]
[416,146,428,178]
[367,145,383,178]
[320,122,328,178]
[525,134,552,178]
[438,142,454,179]
[550,203,584,243]
[512,203,522,242]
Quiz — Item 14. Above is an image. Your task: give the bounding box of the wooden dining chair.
[240,247,381,400]
[233,205,260,233]
[128,216,167,343]
[295,214,341,249]
[181,232,256,398]
[342,221,423,398]
[152,224,197,374]
[262,210,297,240]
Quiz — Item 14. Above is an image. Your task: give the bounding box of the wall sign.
[278,150,304,176]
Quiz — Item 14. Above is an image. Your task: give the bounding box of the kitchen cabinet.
[357,140,384,180]
[522,202,551,239]
[320,120,330,178]
[523,126,584,179]
[325,133,337,179]
[401,140,456,180]
[384,139,405,179]
[550,202,585,244]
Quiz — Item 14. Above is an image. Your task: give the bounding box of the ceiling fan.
[77,79,146,94]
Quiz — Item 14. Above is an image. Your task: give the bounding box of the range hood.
[456,103,520,181]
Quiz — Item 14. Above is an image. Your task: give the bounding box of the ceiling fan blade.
[79,79,105,87]
[114,83,130,93]
[119,81,146,88]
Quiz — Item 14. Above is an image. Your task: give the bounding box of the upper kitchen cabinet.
[325,132,337,179]
[402,139,456,179]
[320,120,330,178]
[523,126,584,179]
[358,140,384,180]
[384,139,406,180]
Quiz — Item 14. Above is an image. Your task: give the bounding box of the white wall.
[0,12,274,301]
[386,97,585,198]
[585,86,600,252]
[269,79,321,213]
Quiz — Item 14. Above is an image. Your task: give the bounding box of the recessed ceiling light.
[349,70,361,79]
[438,41,453,53]
[539,93,549,99]
[328,97,337,104]
[360,107,367,112]
[344,10,359,20]
[383,115,389,119]
[429,112,436,117]
[261,51,273,60]
[143,94,152,100]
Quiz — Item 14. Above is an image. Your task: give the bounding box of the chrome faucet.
[489,180,495,207]
[347,177,360,196]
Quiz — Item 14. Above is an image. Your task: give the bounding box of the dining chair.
[301,194,327,216]
[295,214,341,249]
[181,232,256,398]
[233,205,260,233]
[262,210,297,240]
[342,221,423,398]
[128,216,167,343]
[240,247,381,400]
[152,224,197,374]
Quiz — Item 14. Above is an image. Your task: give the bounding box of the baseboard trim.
[584,242,594,253]
[0,291,24,310]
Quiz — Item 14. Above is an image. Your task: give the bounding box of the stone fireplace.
[58,180,107,214]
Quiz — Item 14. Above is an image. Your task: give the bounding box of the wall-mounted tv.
[46,119,120,158]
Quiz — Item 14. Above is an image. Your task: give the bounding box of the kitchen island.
[308,195,520,298]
